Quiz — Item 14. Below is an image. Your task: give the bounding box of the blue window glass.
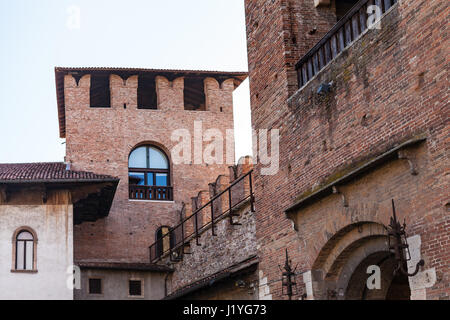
[128,145,172,201]
[149,148,169,169]
[129,172,145,185]
[155,174,168,186]
[147,173,154,186]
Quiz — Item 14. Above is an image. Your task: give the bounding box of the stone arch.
[312,222,387,276]
[127,140,172,168]
[344,250,410,300]
[12,226,38,242]
[309,221,410,299]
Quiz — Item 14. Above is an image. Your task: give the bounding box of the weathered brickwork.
[63,71,244,263]
[169,204,256,295]
[166,158,257,298]
[245,0,448,299]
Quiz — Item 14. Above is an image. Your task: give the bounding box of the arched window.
[128,145,173,201]
[13,228,37,272]
[155,226,175,258]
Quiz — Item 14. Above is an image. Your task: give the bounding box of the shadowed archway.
[310,222,411,300]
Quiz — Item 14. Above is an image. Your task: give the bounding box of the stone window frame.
[128,278,145,299]
[11,226,38,273]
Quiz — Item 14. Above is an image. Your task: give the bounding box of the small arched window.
[128,145,172,201]
[13,228,37,272]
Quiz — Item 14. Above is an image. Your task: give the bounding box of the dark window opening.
[156,226,175,258]
[90,74,110,108]
[138,76,157,109]
[184,78,206,111]
[129,280,142,297]
[335,0,360,21]
[15,230,34,271]
[88,278,102,294]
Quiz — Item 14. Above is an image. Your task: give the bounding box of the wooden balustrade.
[129,185,173,201]
[296,0,397,88]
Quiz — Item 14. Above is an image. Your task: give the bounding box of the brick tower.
[245,0,448,300]
[55,67,247,263]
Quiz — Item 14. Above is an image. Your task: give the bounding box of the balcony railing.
[129,185,173,201]
[296,0,398,88]
[149,170,255,263]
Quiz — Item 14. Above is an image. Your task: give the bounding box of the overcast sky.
[0,0,252,163]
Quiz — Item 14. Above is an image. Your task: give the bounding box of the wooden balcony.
[129,185,173,201]
[296,0,398,88]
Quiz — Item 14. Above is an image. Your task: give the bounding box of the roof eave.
[0,178,119,185]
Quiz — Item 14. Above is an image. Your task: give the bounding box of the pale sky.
[0,0,252,163]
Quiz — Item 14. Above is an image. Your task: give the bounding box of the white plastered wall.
[0,203,74,300]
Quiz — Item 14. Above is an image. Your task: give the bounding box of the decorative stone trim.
[407,235,436,300]
[302,271,314,300]
[258,271,273,300]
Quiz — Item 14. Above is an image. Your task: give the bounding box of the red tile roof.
[0,162,118,183]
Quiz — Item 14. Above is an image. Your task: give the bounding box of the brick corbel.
[397,149,418,175]
[332,186,348,207]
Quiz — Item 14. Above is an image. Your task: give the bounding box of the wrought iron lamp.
[280,249,298,300]
[386,199,424,277]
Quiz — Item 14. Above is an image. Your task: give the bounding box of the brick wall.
[64,72,238,263]
[245,0,449,299]
[167,158,257,297]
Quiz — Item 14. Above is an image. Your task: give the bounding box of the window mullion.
[23,240,27,270]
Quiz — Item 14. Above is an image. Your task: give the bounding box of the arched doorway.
[310,222,411,300]
[346,251,410,300]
